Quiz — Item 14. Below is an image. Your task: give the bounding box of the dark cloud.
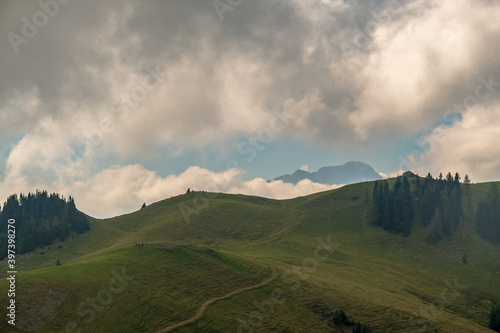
[0,0,499,189]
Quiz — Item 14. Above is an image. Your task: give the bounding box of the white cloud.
[0,164,341,218]
[5,0,500,157]
[378,172,388,179]
[300,165,309,171]
[229,178,341,200]
[408,104,500,182]
[349,0,500,139]
[1,0,500,215]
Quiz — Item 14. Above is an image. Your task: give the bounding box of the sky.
[1,0,500,218]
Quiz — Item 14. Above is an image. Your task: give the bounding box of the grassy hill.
[1,180,499,332]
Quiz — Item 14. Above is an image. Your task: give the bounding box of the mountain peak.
[273,161,382,185]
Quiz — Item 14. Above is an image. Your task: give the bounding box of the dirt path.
[156,270,277,332]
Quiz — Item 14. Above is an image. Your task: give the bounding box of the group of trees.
[373,176,414,236]
[330,309,372,333]
[373,172,464,238]
[0,191,90,260]
[476,183,500,243]
[418,173,463,234]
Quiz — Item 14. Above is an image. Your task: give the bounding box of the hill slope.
[1,180,499,332]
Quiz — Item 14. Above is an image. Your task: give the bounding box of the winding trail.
[156,269,278,332]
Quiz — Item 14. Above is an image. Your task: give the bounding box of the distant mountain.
[272,161,383,185]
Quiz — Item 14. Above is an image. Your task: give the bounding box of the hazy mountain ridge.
[273,161,383,185]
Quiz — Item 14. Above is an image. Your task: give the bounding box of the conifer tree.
[446,172,454,182]
[0,191,90,260]
[464,175,471,194]
[490,304,500,332]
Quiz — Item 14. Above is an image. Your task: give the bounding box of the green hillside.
[1,180,500,332]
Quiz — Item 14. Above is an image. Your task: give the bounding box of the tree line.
[0,190,90,260]
[476,183,500,243]
[373,175,413,236]
[373,172,464,238]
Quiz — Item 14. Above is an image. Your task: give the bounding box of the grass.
[0,246,270,332]
[0,181,499,332]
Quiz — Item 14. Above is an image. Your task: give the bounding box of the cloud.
[1,0,500,215]
[378,172,388,179]
[408,104,500,182]
[4,0,499,158]
[300,165,309,171]
[230,178,341,200]
[349,0,500,139]
[0,165,341,218]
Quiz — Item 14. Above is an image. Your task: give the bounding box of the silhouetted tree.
[446,172,454,182]
[464,175,471,194]
[0,191,90,260]
[373,172,463,239]
[490,303,500,332]
[476,184,500,243]
[373,177,413,236]
[426,210,443,244]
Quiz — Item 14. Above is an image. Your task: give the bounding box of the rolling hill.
[1,178,499,332]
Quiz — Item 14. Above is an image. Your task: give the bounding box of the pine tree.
[464,175,471,194]
[490,304,500,332]
[488,184,499,203]
[426,209,443,244]
[477,184,500,243]
[0,191,90,260]
[333,310,342,325]
[446,172,454,182]
[399,177,413,236]
[340,309,348,324]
